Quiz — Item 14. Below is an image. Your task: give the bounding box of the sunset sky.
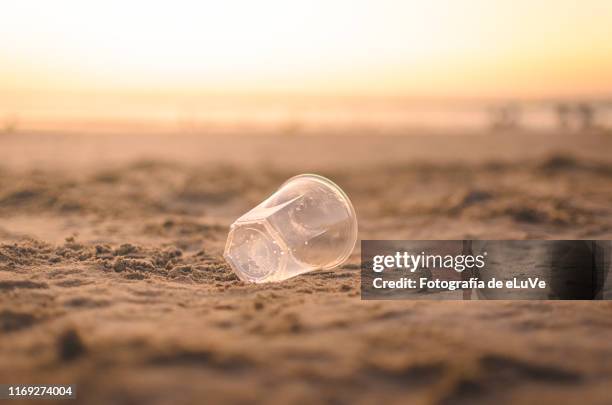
[1,0,612,104]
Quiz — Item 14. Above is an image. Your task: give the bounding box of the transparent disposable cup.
[224,174,358,283]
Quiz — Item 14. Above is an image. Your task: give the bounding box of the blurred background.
[1,0,612,135]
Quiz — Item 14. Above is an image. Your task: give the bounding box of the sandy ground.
[1,131,612,404]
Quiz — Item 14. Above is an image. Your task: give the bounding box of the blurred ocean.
[2,93,611,134]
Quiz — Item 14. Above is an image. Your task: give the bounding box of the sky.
[1,0,612,100]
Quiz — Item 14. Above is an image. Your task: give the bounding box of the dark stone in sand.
[57,329,86,361]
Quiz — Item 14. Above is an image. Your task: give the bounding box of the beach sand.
[1,131,612,404]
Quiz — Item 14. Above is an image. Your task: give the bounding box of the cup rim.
[281,173,358,269]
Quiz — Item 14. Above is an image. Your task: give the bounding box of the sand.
[1,130,612,404]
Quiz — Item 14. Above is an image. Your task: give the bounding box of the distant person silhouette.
[555,103,571,130]
[490,103,521,130]
[577,103,595,130]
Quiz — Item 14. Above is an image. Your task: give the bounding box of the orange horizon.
[2,1,612,100]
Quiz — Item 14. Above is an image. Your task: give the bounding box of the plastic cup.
[224,174,358,283]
